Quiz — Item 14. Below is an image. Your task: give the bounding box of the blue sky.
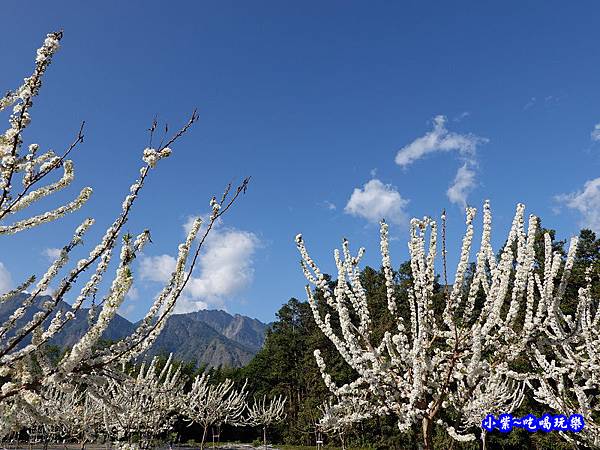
[2,1,600,323]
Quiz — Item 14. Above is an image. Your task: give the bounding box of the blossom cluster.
[142,146,171,168]
[246,394,287,427]
[296,199,594,448]
[1,352,285,449]
[0,30,248,444]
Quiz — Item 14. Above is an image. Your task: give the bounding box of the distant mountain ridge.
[181,309,266,351]
[0,294,268,368]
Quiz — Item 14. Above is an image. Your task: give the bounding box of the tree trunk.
[200,425,208,450]
[422,416,433,450]
[263,426,267,449]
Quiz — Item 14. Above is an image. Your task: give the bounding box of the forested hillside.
[0,298,267,368]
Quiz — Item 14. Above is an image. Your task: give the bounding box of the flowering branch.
[296,201,571,448]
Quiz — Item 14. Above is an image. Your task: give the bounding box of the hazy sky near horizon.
[2,1,600,322]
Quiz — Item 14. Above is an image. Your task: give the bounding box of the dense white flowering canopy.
[246,394,287,428]
[180,372,249,449]
[523,256,600,447]
[297,201,585,446]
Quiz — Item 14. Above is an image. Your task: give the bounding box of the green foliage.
[238,296,337,445]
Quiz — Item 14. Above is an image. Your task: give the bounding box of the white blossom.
[0,31,246,443]
[296,201,568,448]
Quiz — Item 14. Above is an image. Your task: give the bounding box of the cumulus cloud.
[591,123,600,142]
[394,115,483,167]
[446,163,477,208]
[171,298,209,314]
[138,220,259,313]
[184,228,259,301]
[344,178,409,225]
[42,247,62,261]
[555,177,600,232]
[395,115,487,207]
[139,255,177,283]
[0,262,12,294]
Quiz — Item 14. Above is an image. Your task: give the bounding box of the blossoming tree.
[246,394,287,449]
[296,201,579,448]
[181,373,248,450]
[0,31,249,436]
[100,354,184,448]
[523,252,600,447]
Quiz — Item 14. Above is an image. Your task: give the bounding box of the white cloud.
[446,163,477,208]
[394,115,484,167]
[321,200,337,211]
[184,229,259,300]
[126,285,139,300]
[183,214,222,236]
[118,304,136,319]
[394,115,487,207]
[42,247,62,261]
[556,178,600,232]
[173,297,209,314]
[591,123,600,142]
[0,262,12,294]
[138,220,260,313]
[139,254,176,283]
[344,178,409,225]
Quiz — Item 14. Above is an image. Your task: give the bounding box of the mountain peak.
[0,294,267,368]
